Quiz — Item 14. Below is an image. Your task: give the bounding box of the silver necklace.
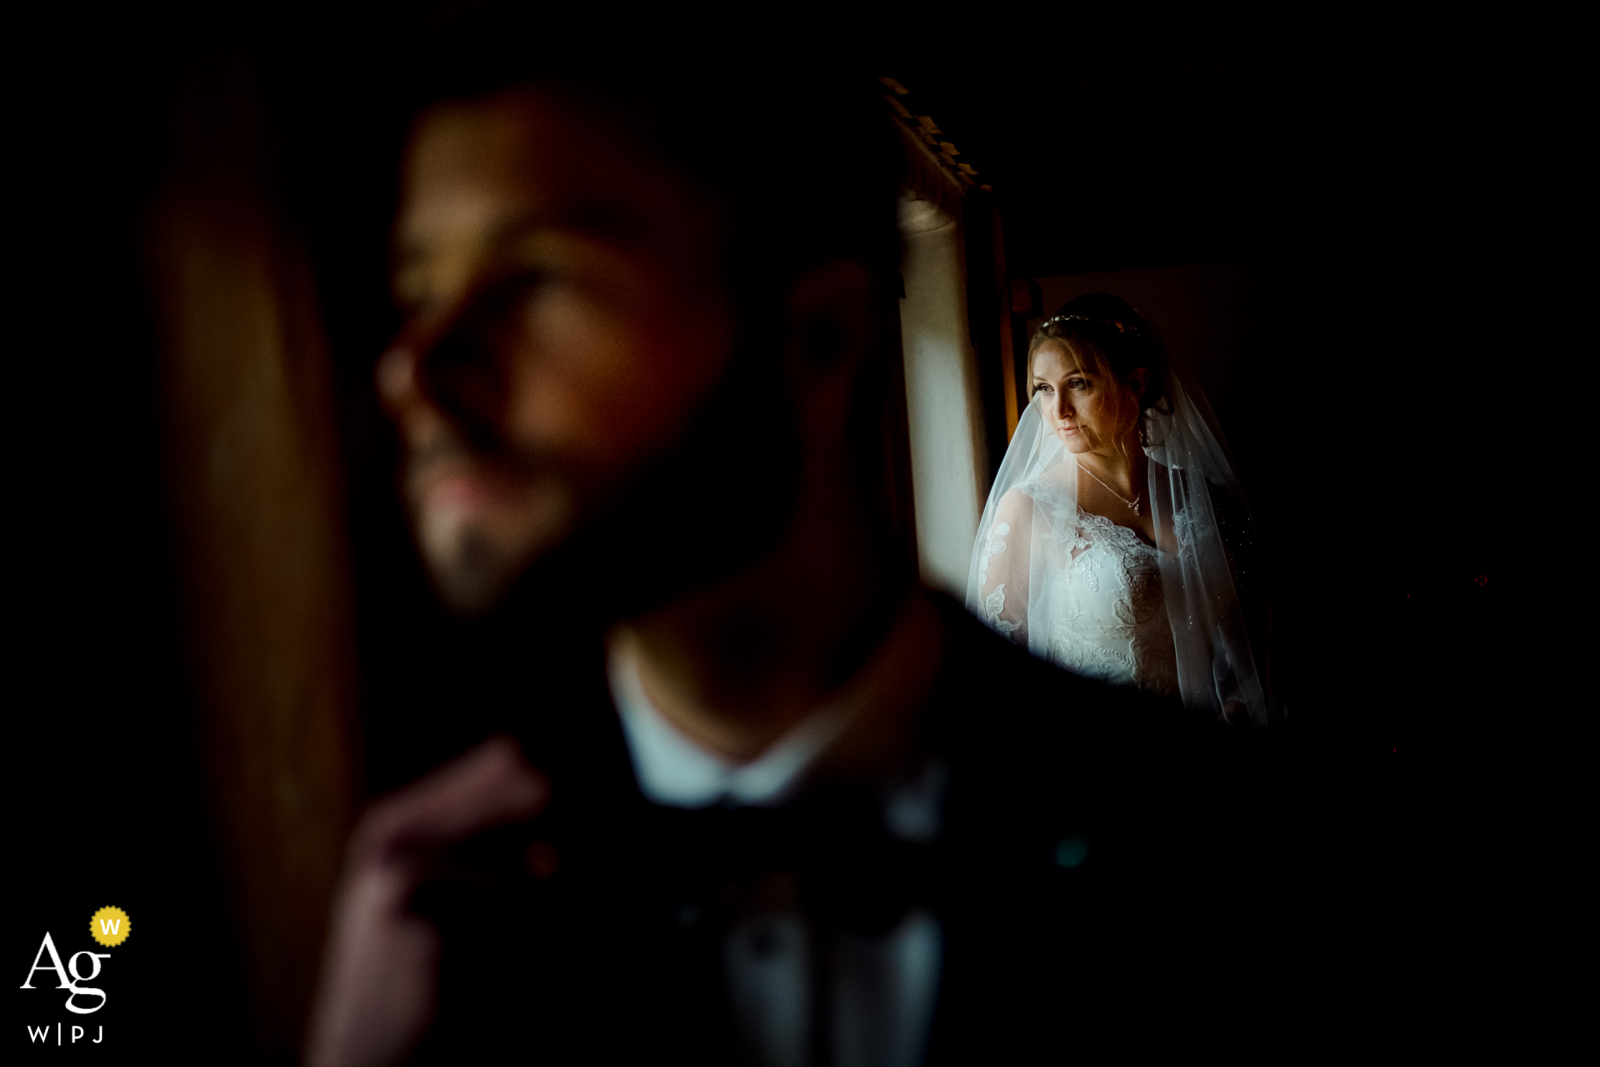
[1077,461,1142,515]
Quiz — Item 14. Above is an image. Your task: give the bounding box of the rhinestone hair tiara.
[1040,313,1137,335]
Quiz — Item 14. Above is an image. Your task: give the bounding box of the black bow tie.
[413,780,942,940]
[630,784,942,938]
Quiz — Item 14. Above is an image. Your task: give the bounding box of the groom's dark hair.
[383,8,919,614]
[405,6,908,328]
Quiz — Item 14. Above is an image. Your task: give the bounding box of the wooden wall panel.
[146,56,360,1058]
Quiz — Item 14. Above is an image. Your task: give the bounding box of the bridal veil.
[965,355,1274,727]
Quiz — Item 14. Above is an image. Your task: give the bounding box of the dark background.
[9,6,1540,1061]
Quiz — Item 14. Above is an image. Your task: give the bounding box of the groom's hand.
[305,736,549,1067]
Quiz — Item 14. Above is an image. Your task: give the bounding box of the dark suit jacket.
[411,594,1312,1064]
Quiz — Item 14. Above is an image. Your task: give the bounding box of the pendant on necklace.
[1132,499,1142,515]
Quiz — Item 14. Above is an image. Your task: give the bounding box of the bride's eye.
[1068,377,1089,391]
[1032,383,1052,396]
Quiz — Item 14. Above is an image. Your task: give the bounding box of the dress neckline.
[1022,466,1159,552]
[1072,499,1159,553]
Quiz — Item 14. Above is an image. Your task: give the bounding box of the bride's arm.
[973,488,1034,647]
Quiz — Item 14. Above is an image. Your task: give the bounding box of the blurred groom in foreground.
[308,14,1284,1066]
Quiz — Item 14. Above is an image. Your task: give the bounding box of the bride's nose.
[1055,392,1074,420]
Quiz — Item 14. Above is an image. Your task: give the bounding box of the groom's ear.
[782,258,878,385]
[1128,366,1150,400]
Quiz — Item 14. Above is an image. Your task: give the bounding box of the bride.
[966,294,1272,725]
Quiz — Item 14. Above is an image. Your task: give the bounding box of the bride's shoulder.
[994,484,1041,525]
[1011,474,1074,512]
[989,479,1074,533]
[997,484,1034,509]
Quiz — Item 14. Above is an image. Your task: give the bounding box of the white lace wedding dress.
[973,473,1180,698]
[966,359,1269,723]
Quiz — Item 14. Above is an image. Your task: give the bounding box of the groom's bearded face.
[379,89,752,614]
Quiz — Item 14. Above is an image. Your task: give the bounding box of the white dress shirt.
[606,621,946,1067]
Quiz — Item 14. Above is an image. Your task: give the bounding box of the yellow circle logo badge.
[89,906,131,947]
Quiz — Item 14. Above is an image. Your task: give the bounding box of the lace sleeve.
[974,488,1033,647]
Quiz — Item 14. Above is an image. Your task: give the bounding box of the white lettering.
[26,1024,49,1043]
[98,918,121,936]
[64,952,110,1014]
[71,1024,84,1043]
[94,1025,104,1044]
[19,933,70,990]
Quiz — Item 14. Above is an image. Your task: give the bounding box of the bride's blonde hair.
[1026,293,1170,465]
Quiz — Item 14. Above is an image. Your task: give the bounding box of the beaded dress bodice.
[974,480,1179,697]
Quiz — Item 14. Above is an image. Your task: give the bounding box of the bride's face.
[1031,341,1129,456]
